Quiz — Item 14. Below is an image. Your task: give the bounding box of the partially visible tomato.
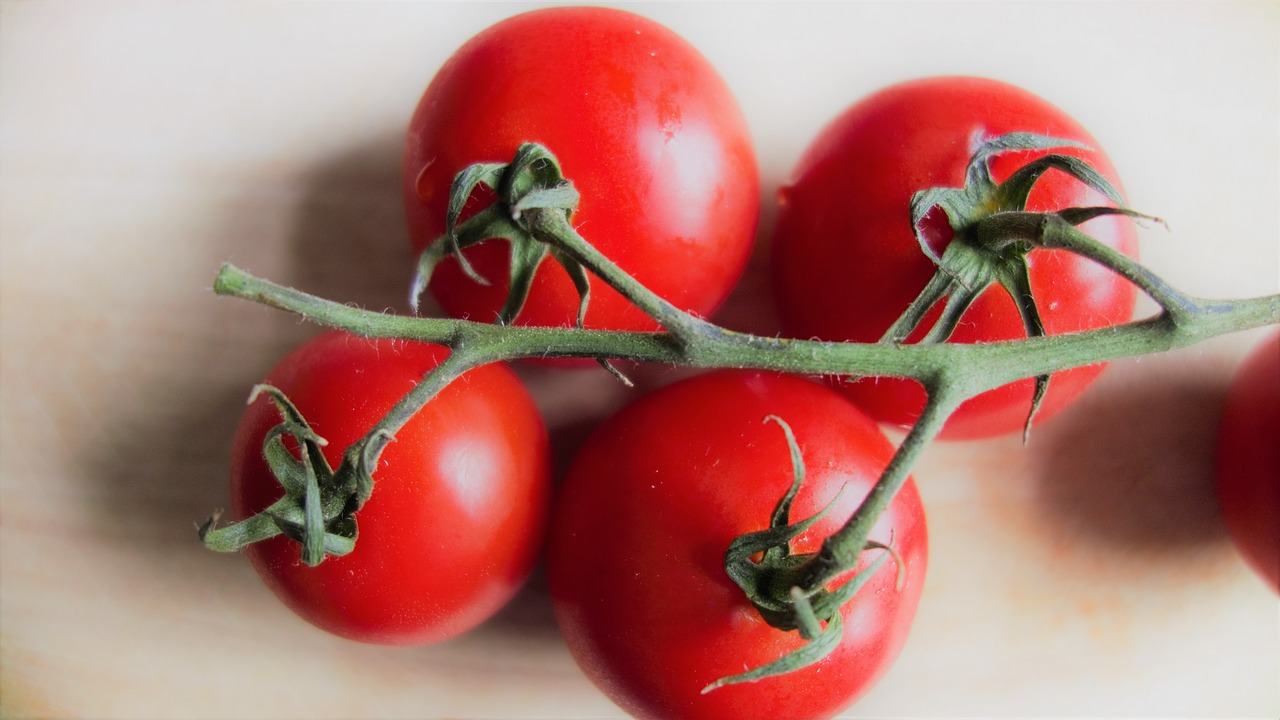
[547,371,927,720]
[405,6,759,331]
[771,76,1140,440]
[1215,331,1280,593]
[229,331,550,644]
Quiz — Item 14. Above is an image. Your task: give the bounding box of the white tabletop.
[2,2,1277,718]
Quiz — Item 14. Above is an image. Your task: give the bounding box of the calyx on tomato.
[410,142,589,328]
[199,384,385,566]
[706,416,902,692]
[884,132,1159,439]
[409,142,719,383]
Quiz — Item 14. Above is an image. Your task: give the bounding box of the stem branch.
[214,263,1280,392]
[525,209,720,347]
[792,383,962,594]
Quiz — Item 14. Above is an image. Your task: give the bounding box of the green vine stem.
[213,242,1278,386]
[207,139,1279,684]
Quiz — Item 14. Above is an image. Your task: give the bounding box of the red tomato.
[1215,331,1280,593]
[404,6,758,331]
[771,76,1139,439]
[229,331,550,644]
[548,371,927,720]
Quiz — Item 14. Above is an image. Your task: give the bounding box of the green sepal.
[1058,205,1165,228]
[998,259,1050,443]
[445,161,507,285]
[249,384,332,477]
[499,143,570,211]
[722,487,846,615]
[409,143,588,327]
[909,133,1089,273]
[709,417,905,692]
[996,153,1124,213]
[262,428,306,496]
[514,185,581,218]
[268,508,357,560]
[701,590,844,694]
[805,546,892,623]
[500,230,552,326]
[908,185,985,278]
[347,429,394,512]
[198,385,371,566]
[551,247,592,329]
[299,442,324,564]
[964,132,1088,188]
[198,505,286,552]
[764,415,805,539]
[889,133,1156,442]
[723,418,845,614]
[411,206,524,313]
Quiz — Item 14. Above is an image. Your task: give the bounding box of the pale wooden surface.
[1,2,1278,718]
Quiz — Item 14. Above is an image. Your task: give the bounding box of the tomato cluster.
[209,6,1275,720]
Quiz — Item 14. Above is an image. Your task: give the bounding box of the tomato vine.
[202,138,1279,689]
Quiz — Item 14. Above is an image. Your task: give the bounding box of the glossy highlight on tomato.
[405,6,759,331]
[548,371,927,720]
[229,331,551,644]
[1215,331,1280,593]
[771,76,1140,439]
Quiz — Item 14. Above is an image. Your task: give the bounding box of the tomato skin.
[547,371,927,720]
[404,6,758,331]
[229,331,550,644]
[771,76,1139,440]
[1215,331,1280,593]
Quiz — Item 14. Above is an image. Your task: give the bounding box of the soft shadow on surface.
[1027,360,1234,551]
[77,132,792,640]
[76,131,421,584]
[469,563,562,643]
[284,132,422,315]
[76,353,272,582]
